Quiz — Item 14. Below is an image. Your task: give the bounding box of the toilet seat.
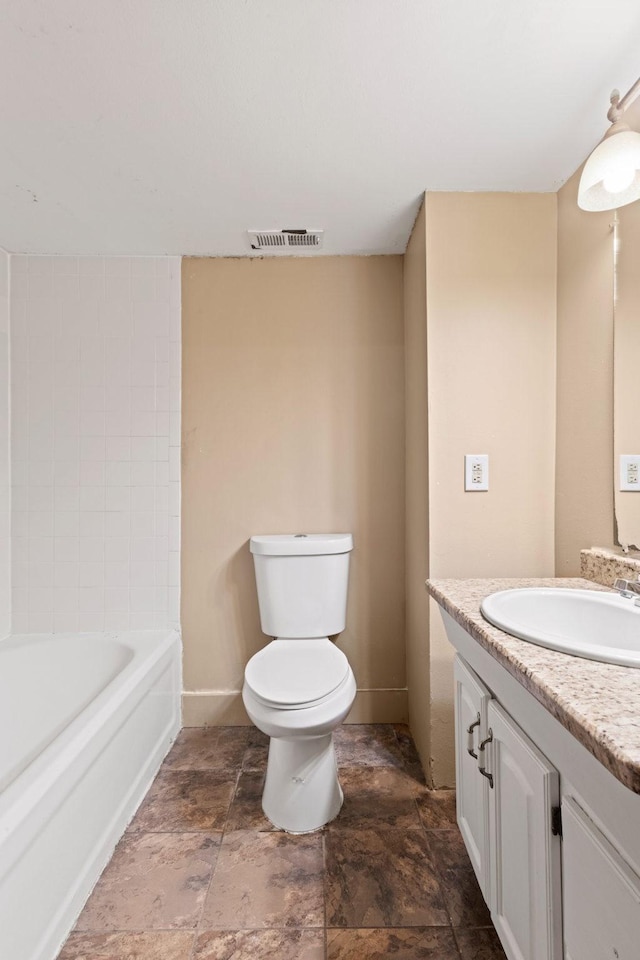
[244,638,349,710]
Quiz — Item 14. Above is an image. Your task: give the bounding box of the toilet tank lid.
[250,533,353,556]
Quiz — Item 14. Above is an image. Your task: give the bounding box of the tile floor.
[57,724,507,960]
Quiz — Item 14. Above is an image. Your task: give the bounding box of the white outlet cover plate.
[465,454,489,492]
[619,455,640,491]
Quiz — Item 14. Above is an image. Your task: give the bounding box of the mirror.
[614,202,640,550]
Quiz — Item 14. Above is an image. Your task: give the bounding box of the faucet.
[613,576,640,600]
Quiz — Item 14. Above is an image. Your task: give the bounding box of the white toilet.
[242,533,356,833]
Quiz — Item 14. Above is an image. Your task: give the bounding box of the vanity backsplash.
[581,547,640,588]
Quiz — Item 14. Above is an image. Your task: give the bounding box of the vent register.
[247,229,324,251]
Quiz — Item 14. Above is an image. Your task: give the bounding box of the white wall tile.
[155,462,169,486]
[54,486,79,511]
[13,538,28,562]
[29,275,55,301]
[105,561,129,587]
[79,487,105,512]
[27,256,53,276]
[55,538,79,562]
[10,255,181,632]
[0,253,9,637]
[105,538,129,562]
[29,511,54,537]
[79,562,104,587]
[53,257,79,276]
[54,562,79,586]
[55,512,80,538]
[53,611,79,632]
[131,436,155,461]
[131,258,156,278]
[105,512,130,538]
[79,537,104,561]
[80,461,106,487]
[131,461,155,486]
[105,586,129,610]
[79,511,105,538]
[30,538,54,563]
[30,586,54,614]
[105,486,130,512]
[28,611,53,632]
[80,435,105,460]
[105,258,130,278]
[77,612,104,631]
[106,461,130,486]
[130,561,155,587]
[55,461,80,486]
[11,273,28,300]
[131,512,154,538]
[54,587,79,613]
[106,410,131,436]
[79,275,105,301]
[104,611,129,631]
[13,512,28,537]
[54,275,80,300]
[30,562,54,587]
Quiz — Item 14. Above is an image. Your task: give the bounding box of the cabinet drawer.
[563,797,640,960]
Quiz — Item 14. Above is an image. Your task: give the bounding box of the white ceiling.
[1,0,640,257]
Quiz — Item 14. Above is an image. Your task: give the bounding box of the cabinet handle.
[467,713,481,759]
[478,728,494,788]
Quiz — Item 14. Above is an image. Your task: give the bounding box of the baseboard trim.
[181,687,409,726]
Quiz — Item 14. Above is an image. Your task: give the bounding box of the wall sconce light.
[578,76,640,211]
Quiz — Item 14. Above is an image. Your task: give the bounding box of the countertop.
[427,577,640,794]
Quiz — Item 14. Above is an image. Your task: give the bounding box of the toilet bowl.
[243,534,356,833]
[243,638,356,833]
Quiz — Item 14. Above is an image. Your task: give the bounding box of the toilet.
[242,533,356,833]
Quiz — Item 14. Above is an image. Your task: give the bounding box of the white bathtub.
[0,629,181,960]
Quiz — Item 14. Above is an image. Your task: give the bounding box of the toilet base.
[262,733,343,833]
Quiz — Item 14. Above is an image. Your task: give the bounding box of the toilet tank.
[250,534,353,638]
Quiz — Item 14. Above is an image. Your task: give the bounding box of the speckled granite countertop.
[427,577,640,794]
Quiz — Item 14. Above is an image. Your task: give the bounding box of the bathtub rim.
[0,628,180,849]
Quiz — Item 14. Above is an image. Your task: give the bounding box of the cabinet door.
[487,701,562,960]
[454,655,491,899]
[563,796,640,960]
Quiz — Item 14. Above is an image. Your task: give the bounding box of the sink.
[480,588,640,667]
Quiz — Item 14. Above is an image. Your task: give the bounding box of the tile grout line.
[191,759,244,938]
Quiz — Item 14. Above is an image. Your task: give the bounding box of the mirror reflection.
[614,202,640,550]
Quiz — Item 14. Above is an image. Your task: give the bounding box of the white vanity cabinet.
[455,655,562,960]
[562,797,640,960]
[440,600,640,960]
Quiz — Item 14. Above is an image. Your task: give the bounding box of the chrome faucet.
[613,576,640,599]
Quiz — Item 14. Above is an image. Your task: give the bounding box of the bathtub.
[0,629,181,960]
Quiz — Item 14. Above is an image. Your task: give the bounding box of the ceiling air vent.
[247,229,324,252]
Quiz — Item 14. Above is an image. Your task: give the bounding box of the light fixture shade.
[578,129,640,211]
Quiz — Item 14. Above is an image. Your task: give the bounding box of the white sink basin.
[480,588,640,667]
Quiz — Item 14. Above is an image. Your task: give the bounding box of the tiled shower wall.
[0,251,9,637]
[10,256,181,633]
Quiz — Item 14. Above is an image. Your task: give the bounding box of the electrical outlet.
[620,455,640,491]
[465,454,489,491]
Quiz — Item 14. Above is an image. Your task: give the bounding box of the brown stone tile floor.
[57,724,506,960]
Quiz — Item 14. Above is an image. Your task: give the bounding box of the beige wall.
[181,255,406,724]
[403,203,431,776]
[556,168,615,573]
[425,193,558,785]
[179,188,603,787]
